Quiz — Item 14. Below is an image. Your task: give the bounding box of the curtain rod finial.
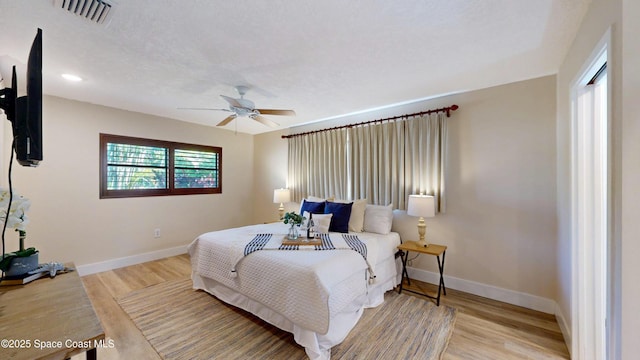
[446,104,459,117]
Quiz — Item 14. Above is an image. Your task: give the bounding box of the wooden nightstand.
[397,241,447,305]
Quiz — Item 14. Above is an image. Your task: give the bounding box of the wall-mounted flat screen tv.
[0,28,43,167]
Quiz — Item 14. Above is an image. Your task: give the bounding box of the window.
[100,134,221,198]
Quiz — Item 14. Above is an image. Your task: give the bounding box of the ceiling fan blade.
[255,109,296,116]
[178,107,231,112]
[252,114,279,128]
[220,95,243,108]
[217,114,237,127]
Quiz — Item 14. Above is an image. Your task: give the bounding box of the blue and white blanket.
[235,233,376,282]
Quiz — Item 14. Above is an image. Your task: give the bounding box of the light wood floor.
[74,254,569,360]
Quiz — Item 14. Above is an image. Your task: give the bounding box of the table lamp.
[273,188,291,220]
[407,194,435,247]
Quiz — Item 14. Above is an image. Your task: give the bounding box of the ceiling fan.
[179,86,296,128]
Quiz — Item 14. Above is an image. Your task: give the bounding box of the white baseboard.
[554,302,572,356]
[407,266,573,348]
[407,266,557,314]
[76,245,188,276]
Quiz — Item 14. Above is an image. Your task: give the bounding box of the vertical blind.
[287,112,448,212]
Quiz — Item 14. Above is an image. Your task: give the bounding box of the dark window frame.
[99,133,222,199]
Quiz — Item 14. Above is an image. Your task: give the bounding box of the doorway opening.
[570,32,610,360]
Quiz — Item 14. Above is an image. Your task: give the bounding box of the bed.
[188,202,401,359]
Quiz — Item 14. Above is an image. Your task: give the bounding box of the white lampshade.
[407,194,435,218]
[273,188,291,204]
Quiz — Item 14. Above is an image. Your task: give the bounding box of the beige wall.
[252,129,289,223]
[1,96,254,266]
[255,75,559,300]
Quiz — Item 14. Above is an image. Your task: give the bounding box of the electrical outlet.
[154,228,161,238]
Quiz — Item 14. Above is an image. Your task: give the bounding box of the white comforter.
[188,222,391,335]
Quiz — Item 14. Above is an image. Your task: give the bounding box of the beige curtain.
[288,129,348,200]
[287,135,308,202]
[288,112,447,212]
[404,113,447,212]
[349,112,447,212]
[349,120,405,207]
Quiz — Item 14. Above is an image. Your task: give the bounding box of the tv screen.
[14,28,43,167]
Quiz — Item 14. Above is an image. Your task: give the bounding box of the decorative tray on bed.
[281,237,322,246]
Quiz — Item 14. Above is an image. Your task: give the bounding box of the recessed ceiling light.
[61,73,83,82]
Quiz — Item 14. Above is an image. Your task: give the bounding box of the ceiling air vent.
[53,0,114,25]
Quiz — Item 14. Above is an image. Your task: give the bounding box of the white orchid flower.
[0,188,31,231]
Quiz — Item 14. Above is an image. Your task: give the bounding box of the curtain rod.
[281,104,458,139]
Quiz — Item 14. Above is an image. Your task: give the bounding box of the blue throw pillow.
[324,201,353,233]
[300,200,325,215]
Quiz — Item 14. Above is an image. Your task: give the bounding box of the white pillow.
[349,199,367,232]
[334,198,367,232]
[309,213,332,234]
[363,204,393,235]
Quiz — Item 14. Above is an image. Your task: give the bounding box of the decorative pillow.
[311,213,333,234]
[300,199,325,215]
[324,201,353,233]
[363,204,393,235]
[333,198,367,232]
[299,197,324,213]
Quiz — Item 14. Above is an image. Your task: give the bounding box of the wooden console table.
[0,263,105,360]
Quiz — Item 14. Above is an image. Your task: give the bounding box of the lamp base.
[415,239,429,248]
[278,203,285,220]
[416,217,428,247]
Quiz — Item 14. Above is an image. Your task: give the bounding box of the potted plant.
[283,211,305,240]
[0,188,38,276]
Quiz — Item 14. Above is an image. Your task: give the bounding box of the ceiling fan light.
[181,86,292,129]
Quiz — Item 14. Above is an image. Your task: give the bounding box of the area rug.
[117,278,456,359]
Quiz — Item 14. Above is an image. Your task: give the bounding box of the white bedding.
[188,222,401,359]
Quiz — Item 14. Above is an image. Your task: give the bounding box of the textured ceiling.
[0,0,590,134]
